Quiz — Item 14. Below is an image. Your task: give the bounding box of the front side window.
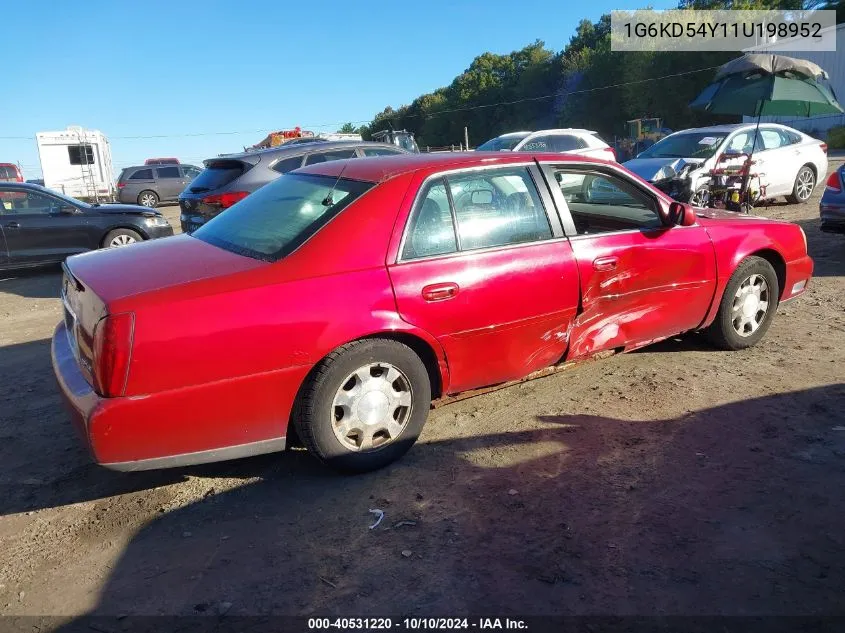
[156,166,180,178]
[552,169,662,234]
[304,149,356,166]
[402,167,551,259]
[130,169,153,180]
[0,190,61,215]
[68,145,95,165]
[192,173,372,261]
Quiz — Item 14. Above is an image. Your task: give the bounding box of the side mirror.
[668,201,696,226]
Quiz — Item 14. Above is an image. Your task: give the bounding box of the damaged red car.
[52,152,813,473]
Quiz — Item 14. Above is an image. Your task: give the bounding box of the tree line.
[337,0,844,148]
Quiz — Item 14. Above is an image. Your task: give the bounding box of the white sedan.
[624,123,828,205]
[476,129,617,161]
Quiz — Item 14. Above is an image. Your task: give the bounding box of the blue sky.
[1,0,675,178]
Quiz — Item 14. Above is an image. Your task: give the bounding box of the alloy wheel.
[140,193,157,207]
[331,363,413,451]
[110,234,137,247]
[731,274,769,337]
[796,169,814,201]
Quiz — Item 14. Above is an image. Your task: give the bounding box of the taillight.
[117,182,125,189]
[826,170,842,192]
[201,191,249,208]
[607,147,617,161]
[820,143,828,154]
[92,312,135,397]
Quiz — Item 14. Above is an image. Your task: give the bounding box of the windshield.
[476,133,530,151]
[192,173,373,262]
[637,132,727,159]
[396,134,418,152]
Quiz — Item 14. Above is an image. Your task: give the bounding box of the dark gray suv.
[178,141,407,232]
[117,164,202,208]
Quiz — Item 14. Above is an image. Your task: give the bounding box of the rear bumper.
[51,321,302,471]
[820,203,845,234]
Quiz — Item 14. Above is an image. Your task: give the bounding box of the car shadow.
[795,218,843,278]
[45,384,845,619]
[0,265,62,299]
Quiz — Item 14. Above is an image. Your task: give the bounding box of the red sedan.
[51,152,813,473]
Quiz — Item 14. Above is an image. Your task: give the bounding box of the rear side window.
[401,179,456,259]
[192,173,373,261]
[130,169,153,180]
[304,149,356,165]
[68,145,95,165]
[271,155,305,174]
[362,147,402,157]
[156,166,181,178]
[188,160,249,192]
[550,135,587,151]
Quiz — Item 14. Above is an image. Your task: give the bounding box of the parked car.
[52,152,813,473]
[178,141,409,232]
[623,123,828,205]
[0,163,24,183]
[476,129,617,161]
[0,182,173,270]
[820,164,845,234]
[117,164,202,208]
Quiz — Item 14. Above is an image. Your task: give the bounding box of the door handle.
[3,222,21,229]
[422,282,459,302]
[593,256,618,272]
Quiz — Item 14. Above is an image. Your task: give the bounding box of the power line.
[0,64,726,142]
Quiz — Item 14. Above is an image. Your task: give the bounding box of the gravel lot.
[1,163,843,618]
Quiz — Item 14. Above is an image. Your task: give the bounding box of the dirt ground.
[1,163,844,620]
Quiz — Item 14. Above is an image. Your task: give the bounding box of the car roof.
[0,182,52,193]
[295,151,614,184]
[217,140,403,161]
[669,123,800,135]
[526,128,598,135]
[122,164,196,171]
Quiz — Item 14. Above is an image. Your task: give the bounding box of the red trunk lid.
[65,234,266,304]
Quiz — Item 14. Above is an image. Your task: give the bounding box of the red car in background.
[51,152,813,473]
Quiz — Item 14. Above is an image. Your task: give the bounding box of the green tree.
[337,122,358,134]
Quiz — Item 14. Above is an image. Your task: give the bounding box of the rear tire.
[103,228,143,248]
[293,339,431,473]
[706,256,779,351]
[786,165,815,204]
[138,190,159,207]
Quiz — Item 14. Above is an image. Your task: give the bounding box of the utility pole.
[464,127,469,150]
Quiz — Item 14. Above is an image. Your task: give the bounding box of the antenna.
[322,160,349,207]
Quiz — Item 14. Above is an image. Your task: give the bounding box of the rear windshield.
[0,166,19,180]
[188,160,249,193]
[192,173,373,262]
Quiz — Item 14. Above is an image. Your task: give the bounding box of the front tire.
[103,228,143,248]
[706,256,779,350]
[294,339,432,473]
[786,165,815,204]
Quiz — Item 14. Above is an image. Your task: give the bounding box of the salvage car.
[477,129,616,161]
[52,152,812,473]
[623,123,828,205]
[820,164,845,234]
[1,182,173,270]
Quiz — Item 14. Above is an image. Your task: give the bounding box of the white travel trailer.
[35,126,116,201]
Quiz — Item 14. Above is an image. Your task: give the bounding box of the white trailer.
[35,126,116,201]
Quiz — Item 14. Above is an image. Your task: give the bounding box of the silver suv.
[178,141,408,232]
[117,164,202,207]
